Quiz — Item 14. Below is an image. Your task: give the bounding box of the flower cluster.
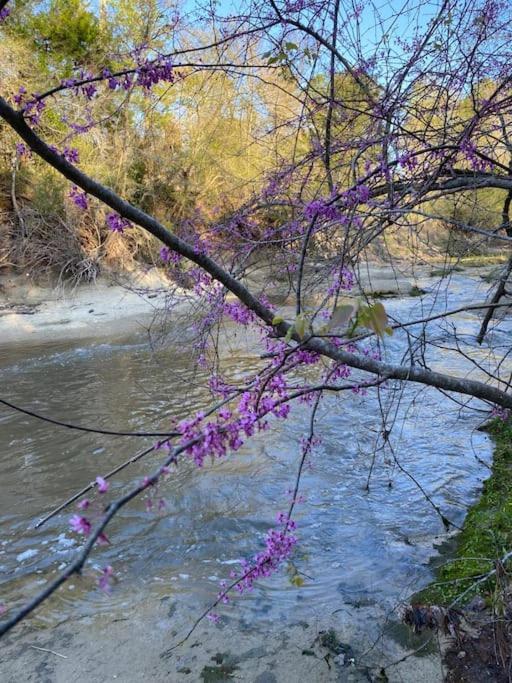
[303,197,340,222]
[69,514,91,535]
[62,72,98,100]
[223,300,256,325]
[178,380,291,467]
[96,57,174,95]
[13,87,46,124]
[106,213,131,233]
[491,406,510,421]
[398,152,418,173]
[339,184,370,208]
[209,374,236,398]
[329,363,351,381]
[234,521,298,594]
[0,6,10,21]
[459,138,489,172]
[69,185,88,210]
[160,246,182,265]
[15,143,30,159]
[48,145,80,164]
[69,474,111,539]
[63,146,80,164]
[136,57,174,89]
[327,267,354,296]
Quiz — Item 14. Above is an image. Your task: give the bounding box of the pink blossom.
[97,532,110,546]
[69,514,91,536]
[95,476,109,493]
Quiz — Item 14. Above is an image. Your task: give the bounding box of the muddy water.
[0,269,510,679]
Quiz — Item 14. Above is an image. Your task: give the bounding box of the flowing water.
[0,269,511,679]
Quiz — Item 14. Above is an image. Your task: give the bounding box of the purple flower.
[303,197,341,222]
[77,498,90,510]
[22,96,46,125]
[491,406,510,421]
[95,476,109,493]
[13,86,27,106]
[62,146,80,164]
[160,246,181,265]
[106,213,131,233]
[0,6,11,22]
[206,612,220,624]
[16,143,30,159]
[223,301,255,325]
[69,185,88,210]
[97,532,110,546]
[69,514,91,536]
[340,184,371,208]
[136,56,174,90]
[61,77,78,89]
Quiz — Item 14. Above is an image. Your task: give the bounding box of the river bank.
[0,258,483,347]
[0,269,184,347]
[414,418,512,681]
[0,254,509,348]
[0,597,445,682]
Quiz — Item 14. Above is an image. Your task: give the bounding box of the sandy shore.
[0,595,444,682]
[0,270,183,347]
[0,262,420,349]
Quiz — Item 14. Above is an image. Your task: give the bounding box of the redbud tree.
[1,0,512,639]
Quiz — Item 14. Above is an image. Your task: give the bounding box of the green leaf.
[284,41,298,51]
[329,302,358,331]
[284,324,295,343]
[368,302,388,336]
[353,302,390,337]
[272,314,284,325]
[294,313,306,339]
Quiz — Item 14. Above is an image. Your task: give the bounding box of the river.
[0,268,510,681]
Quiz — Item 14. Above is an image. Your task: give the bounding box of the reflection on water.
[0,271,509,643]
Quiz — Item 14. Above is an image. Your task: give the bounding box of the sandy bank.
[0,261,420,349]
[0,258,501,349]
[0,596,443,682]
[0,270,183,347]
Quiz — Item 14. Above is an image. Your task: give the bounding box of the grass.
[415,418,512,606]
[459,254,509,267]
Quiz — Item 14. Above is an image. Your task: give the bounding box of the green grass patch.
[459,254,509,267]
[415,418,512,606]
